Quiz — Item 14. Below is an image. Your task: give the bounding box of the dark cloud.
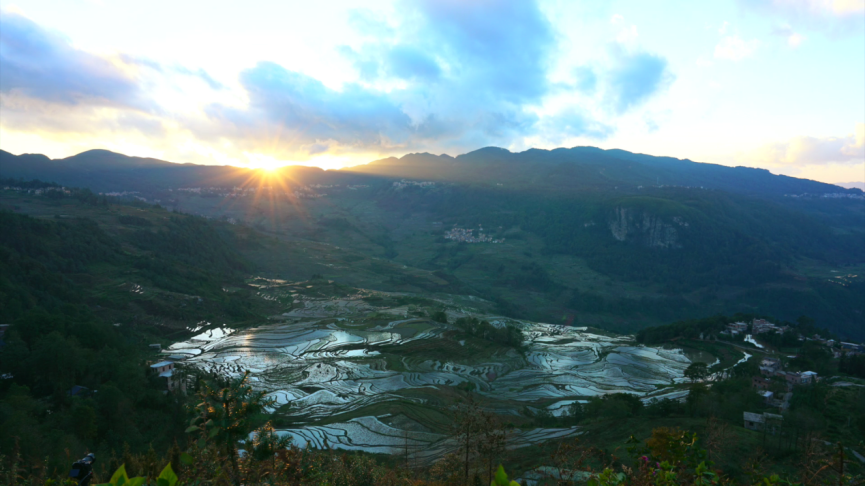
[539,109,614,141]
[604,45,672,114]
[0,10,141,107]
[205,62,414,149]
[411,0,554,103]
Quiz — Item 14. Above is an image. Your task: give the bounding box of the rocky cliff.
[609,207,683,249]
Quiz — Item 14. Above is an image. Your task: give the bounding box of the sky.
[0,0,863,183]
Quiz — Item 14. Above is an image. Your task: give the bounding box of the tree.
[188,371,275,486]
[451,395,482,485]
[684,362,709,383]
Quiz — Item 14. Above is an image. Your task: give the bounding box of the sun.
[245,153,290,171]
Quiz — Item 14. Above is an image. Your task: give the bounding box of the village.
[392,179,436,190]
[724,318,865,436]
[444,225,503,244]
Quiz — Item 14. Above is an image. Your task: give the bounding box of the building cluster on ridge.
[392,179,435,190]
[444,225,503,243]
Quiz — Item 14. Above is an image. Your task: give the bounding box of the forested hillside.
[2,146,863,339]
[0,189,273,468]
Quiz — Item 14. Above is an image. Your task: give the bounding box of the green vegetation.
[2,179,864,485]
[0,192,278,478]
[453,317,524,350]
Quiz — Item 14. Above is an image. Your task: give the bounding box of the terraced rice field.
[167,290,693,459]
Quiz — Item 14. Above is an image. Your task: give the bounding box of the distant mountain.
[3,146,858,198]
[350,146,857,197]
[0,149,370,192]
[836,181,865,191]
[2,146,863,339]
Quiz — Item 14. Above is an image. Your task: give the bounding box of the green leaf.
[492,465,509,486]
[110,465,129,486]
[184,425,200,434]
[125,478,146,486]
[208,426,221,438]
[158,463,178,486]
[158,479,169,486]
[196,438,206,450]
[180,452,194,466]
[587,480,599,486]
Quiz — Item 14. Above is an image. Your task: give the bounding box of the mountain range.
[2,146,863,339]
[2,147,860,197]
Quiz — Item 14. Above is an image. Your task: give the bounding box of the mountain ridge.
[2,147,858,197]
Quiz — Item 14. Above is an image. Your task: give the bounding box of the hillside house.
[753,319,784,334]
[744,412,783,434]
[727,322,748,335]
[752,375,771,390]
[776,370,817,386]
[841,342,864,354]
[150,361,184,393]
[760,358,781,372]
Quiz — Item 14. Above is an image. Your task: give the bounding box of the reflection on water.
[167,301,694,458]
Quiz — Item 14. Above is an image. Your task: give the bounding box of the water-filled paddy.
[167,294,694,458]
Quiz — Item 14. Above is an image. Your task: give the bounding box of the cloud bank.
[0,1,677,164]
[750,124,865,166]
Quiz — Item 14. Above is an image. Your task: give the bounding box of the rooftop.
[150,361,173,368]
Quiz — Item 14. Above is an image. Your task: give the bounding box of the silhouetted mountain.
[350,146,855,197]
[0,149,372,192]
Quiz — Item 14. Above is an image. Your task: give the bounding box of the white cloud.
[747,124,865,166]
[772,24,806,47]
[714,35,759,60]
[788,32,805,46]
[616,25,639,44]
[739,0,865,33]
[765,0,865,16]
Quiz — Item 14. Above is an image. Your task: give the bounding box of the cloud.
[771,24,806,46]
[0,10,142,107]
[747,0,865,17]
[573,66,598,93]
[714,35,759,60]
[738,0,865,33]
[1,1,676,164]
[202,62,414,153]
[411,0,554,104]
[749,124,865,166]
[538,109,614,141]
[603,45,673,114]
[347,9,395,39]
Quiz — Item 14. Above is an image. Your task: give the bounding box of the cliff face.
[608,207,684,249]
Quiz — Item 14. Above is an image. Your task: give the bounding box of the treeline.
[839,353,865,379]
[453,317,524,350]
[0,211,121,320]
[0,177,61,189]
[0,202,263,471]
[0,307,188,467]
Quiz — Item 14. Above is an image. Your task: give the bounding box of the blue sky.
[0,0,862,183]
